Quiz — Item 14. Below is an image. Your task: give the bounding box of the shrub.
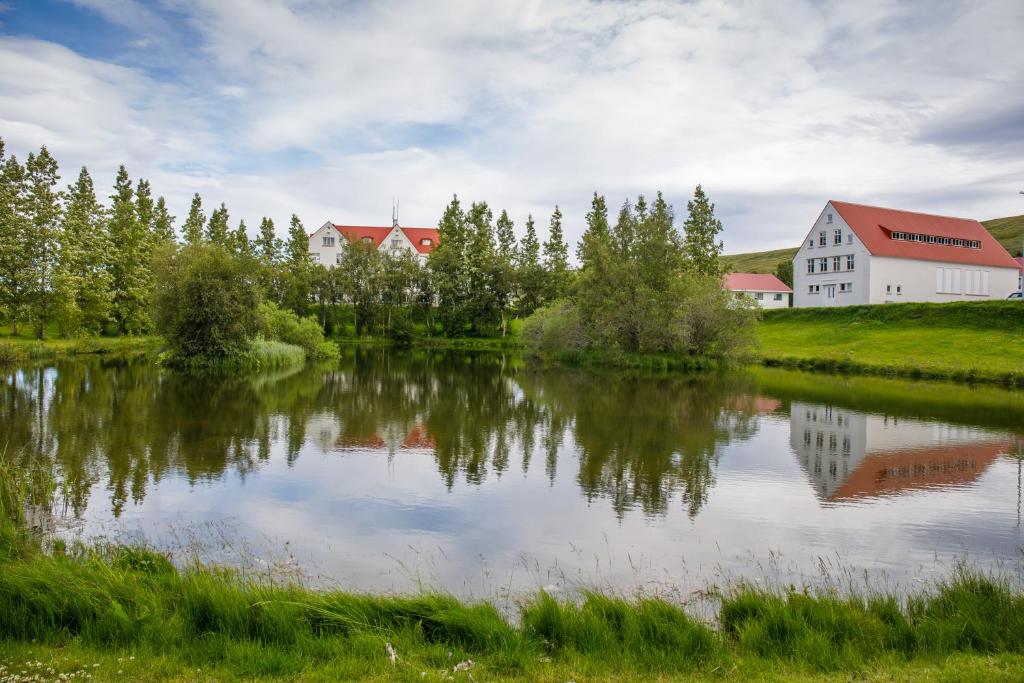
[256,302,337,360]
[675,276,760,358]
[521,301,589,356]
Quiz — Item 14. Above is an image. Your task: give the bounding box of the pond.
[2,349,1023,597]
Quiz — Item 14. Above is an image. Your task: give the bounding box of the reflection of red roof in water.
[725,394,782,414]
[829,442,1008,502]
[337,433,385,449]
[401,424,435,450]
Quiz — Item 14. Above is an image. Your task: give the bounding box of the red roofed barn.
[792,201,1019,307]
[308,217,439,267]
[723,273,792,308]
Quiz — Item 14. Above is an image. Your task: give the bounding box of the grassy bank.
[756,301,1024,387]
[4,463,1024,681]
[0,334,160,363]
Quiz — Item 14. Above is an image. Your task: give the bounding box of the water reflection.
[1,351,1021,592]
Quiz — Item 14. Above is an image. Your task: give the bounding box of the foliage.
[774,258,793,288]
[152,244,260,362]
[681,184,724,277]
[108,165,152,334]
[520,300,589,355]
[256,301,337,359]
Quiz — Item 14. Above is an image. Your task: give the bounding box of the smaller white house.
[723,273,792,308]
[308,218,439,268]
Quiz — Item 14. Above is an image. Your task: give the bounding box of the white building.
[792,201,1019,307]
[308,218,439,267]
[723,273,792,308]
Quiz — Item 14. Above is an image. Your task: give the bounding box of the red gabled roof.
[829,201,1018,269]
[1015,257,1023,273]
[723,272,792,293]
[332,224,440,254]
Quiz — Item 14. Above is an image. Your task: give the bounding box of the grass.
[756,301,1024,386]
[3,460,1024,681]
[157,339,307,373]
[721,214,1024,274]
[0,334,160,363]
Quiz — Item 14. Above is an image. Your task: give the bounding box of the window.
[847,233,853,244]
[886,285,892,294]
[833,229,842,245]
[420,238,433,246]
[361,236,373,244]
[773,293,783,301]
[896,285,902,294]
[820,258,828,272]
[755,292,764,300]
[335,253,342,264]
[311,253,320,262]
[808,239,814,249]
[832,256,840,272]
[827,213,833,224]
[807,259,815,274]
[819,231,826,247]
[391,239,402,249]
[808,284,820,294]
[839,282,852,293]
[846,254,855,270]
[322,235,335,247]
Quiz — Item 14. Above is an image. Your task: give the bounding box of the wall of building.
[867,257,1018,303]
[792,203,872,307]
[308,222,343,267]
[733,290,791,308]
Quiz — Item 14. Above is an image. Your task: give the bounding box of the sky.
[1,0,1022,255]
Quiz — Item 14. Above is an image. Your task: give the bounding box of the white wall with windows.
[732,289,790,309]
[792,203,872,307]
[868,257,1017,303]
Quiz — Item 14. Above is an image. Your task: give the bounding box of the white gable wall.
[308,222,342,267]
[792,202,872,307]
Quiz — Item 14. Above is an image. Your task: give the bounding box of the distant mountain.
[722,215,1024,274]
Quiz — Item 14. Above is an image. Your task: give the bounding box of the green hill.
[722,214,1024,274]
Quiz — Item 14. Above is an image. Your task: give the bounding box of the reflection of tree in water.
[0,350,766,520]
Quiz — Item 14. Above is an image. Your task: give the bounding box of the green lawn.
[756,302,1024,384]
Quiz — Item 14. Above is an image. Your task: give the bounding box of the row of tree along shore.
[1,138,754,364]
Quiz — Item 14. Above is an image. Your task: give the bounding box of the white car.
[1009,291,1023,299]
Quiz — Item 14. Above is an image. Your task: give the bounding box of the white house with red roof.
[723,273,792,308]
[792,201,1019,308]
[308,217,439,267]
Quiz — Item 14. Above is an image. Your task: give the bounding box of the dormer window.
[362,237,373,244]
[420,238,433,246]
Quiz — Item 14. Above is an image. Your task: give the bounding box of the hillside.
[722,214,1024,274]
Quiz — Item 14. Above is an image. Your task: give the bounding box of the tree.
[542,205,570,301]
[181,193,205,245]
[337,237,385,335]
[682,184,724,277]
[429,195,471,336]
[0,144,32,334]
[465,201,497,333]
[493,209,517,335]
[108,165,150,334]
[515,214,545,317]
[52,167,113,335]
[282,214,312,315]
[135,179,154,235]
[206,202,230,246]
[230,220,252,258]
[152,244,259,361]
[152,196,176,244]
[24,147,62,338]
[254,216,282,302]
[774,259,793,288]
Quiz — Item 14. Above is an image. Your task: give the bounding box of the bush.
[521,301,589,356]
[256,302,337,360]
[675,276,760,359]
[152,245,260,362]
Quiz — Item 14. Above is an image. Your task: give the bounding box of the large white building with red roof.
[722,272,792,309]
[792,201,1019,308]
[308,218,440,267]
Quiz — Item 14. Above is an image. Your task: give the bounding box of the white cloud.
[2,0,1022,253]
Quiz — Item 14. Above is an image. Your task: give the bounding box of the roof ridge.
[829,200,978,224]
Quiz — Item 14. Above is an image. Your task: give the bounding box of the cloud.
[2,0,1022,253]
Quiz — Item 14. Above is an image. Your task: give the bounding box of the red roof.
[333,224,440,254]
[1015,257,1023,273]
[723,272,792,293]
[830,201,1018,269]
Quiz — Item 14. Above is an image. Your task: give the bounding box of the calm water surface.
[3,350,1023,596]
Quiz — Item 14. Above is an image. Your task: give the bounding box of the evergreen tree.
[24,147,62,338]
[135,179,154,235]
[230,219,252,257]
[0,143,33,335]
[515,214,545,317]
[682,184,724,277]
[428,195,471,336]
[206,202,230,246]
[152,197,176,243]
[108,165,150,334]
[493,209,517,335]
[254,217,282,302]
[52,166,113,335]
[283,214,312,315]
[542,205,570,301]
[774,259,793,288]
[181,193,205,245]
[465,201,497,333]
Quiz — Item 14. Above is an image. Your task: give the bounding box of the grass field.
[756,301,1024,385]
[722,214,1024,274]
